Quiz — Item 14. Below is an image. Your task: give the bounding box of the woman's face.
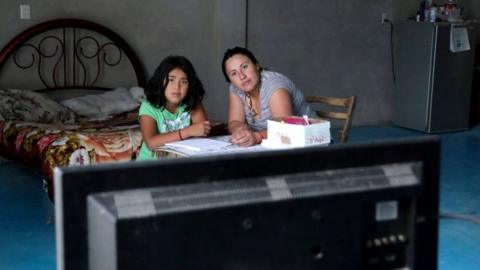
[224,54,260,93]
[164,68,189,107]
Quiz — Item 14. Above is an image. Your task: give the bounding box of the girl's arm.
[181,104,211,138]
[190,103,208,123]
[140,104,211,150]
[139,115,183,150]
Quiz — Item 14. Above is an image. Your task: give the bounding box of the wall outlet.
[381,13,388,24]
[20,5,31,20]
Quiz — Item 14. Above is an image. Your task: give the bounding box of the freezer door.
[427,24,475,132]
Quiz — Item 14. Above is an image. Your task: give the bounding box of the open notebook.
[165,138,232,152]
[158,136,268,157]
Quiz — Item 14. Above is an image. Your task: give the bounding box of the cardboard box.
[266,117,331,147]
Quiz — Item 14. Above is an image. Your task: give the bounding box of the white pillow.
[129,86,146,103]
[60,87,140,120]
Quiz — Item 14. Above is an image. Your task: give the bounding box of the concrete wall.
[462,0,480,21]
[0,0,478,125]
[0,0,245,122]
[248,0,418,125]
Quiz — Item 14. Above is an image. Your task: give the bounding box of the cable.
[245,0,249,48]
[384,19,396,84]
[440,212,480,225]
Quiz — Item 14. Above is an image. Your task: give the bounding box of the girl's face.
[224,54,260,93]
[164,68,189,108]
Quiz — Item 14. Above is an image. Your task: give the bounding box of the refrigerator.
[393,22,476,133]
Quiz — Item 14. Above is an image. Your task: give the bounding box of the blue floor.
[0,124,479,269]
[348,125,480,269]
[0,162,55,270]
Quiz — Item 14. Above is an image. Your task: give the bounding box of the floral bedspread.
[0,120,143,200]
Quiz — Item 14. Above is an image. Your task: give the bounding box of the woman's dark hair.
[221,46,260,82]
[145,55,205,111]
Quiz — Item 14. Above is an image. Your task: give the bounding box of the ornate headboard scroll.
[0,18,146,91]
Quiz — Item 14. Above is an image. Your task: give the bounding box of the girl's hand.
[230,128,255,147]
[185,121,211,138]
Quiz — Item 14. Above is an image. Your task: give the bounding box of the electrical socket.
[381,13,388,24]
[20,5,30,20]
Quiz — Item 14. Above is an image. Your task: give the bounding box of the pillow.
[60,87,140,120]
[129,86,146,103]
[0,89,76,123]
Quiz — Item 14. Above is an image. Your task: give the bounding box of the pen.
[303,115,310,125]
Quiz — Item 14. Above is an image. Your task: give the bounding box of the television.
[54,137,440,270]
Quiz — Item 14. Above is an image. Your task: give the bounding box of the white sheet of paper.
[159,136,272,157]
[450,24,470,53]
[165,138,232,152]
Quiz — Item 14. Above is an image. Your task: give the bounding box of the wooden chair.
[306,95,356,143]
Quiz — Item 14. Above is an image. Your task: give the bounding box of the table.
[155,135,331,159]
[155,136,279,159]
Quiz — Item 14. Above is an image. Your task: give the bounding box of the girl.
[137,56,211,160]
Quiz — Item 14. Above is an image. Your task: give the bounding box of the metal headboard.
[0,18,146,91]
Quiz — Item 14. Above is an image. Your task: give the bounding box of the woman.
[222,46,314,147]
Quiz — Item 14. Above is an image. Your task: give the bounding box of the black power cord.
[245,0,249,48]
[383,19,396,84]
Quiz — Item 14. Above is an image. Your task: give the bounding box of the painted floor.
[0,125,479,269]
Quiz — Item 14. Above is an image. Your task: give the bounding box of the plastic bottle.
[430,5,438,22]
[445,0,459,22]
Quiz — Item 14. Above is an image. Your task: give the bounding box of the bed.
[0,19,147,200]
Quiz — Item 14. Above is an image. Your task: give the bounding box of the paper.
[450,24,470,53]
[165,138,232,152]
[157,136,273,157]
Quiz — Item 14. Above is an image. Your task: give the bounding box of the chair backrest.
[306,95,356,143]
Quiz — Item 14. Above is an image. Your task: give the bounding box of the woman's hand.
[230,127,255,147]
[184,121,211,138]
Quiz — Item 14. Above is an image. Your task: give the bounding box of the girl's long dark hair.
[145,55,205,111]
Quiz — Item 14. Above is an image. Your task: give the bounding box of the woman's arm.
[227,91,249,134]
[269,88,293,118]
[238,88,290,145]
[228,92,260,147]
